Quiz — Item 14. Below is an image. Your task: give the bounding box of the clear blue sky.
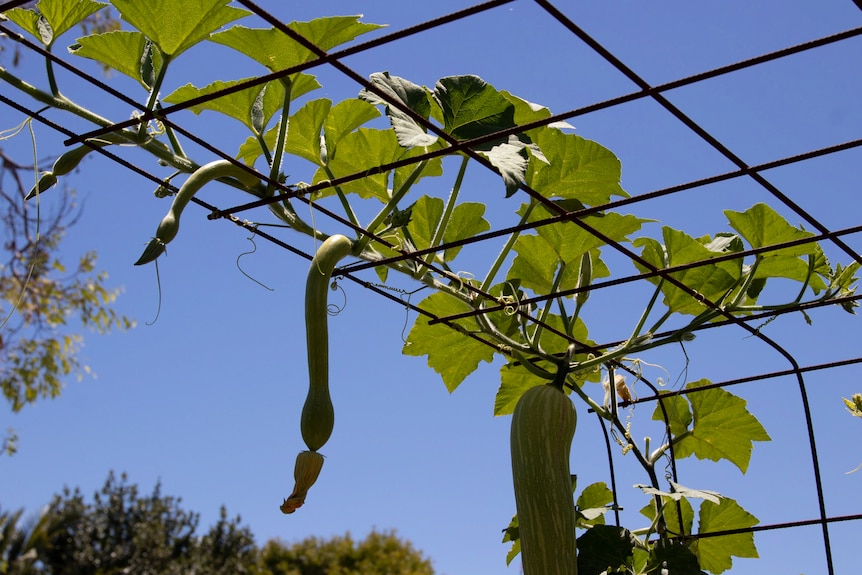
[3,2,862,574]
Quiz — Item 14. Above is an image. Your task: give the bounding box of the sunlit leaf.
[210,16,384,73]
[323,99,382,158]
[312,129,441,202]
[6,0,107,46]
[654,379,771,473]
[637,481,722,504]
[495,362,547,416]
[3,8,43,42]
[111,0,249,58]
[576,482,614,527]
[725,202,815,259]
[70,31,163,89]
[40,0,106,44]
[403,292,495,392]
[282,98,332,166]
[406,197,490,262]
[526,127,627,206]
[640,493,695,540]
[634,227,743,316]
[692,497,759,574]
[163,77,290,133]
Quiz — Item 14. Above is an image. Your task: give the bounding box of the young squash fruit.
[510,383,578,575]
[300,234,353,452]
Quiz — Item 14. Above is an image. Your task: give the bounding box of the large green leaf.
[210,17,384,73]
[576,481,614,527]
[3,8,45,43]
[640,495,695,540]
[282,98,332,166]
[111,0,248,58]
[69,31,164,90]
[653,379,770,473]
[163,77,292,134]
[6,0,107,46]
[403,292,496,392]
[406,197,490,262]
[360,72,437,148]
[432,75,516,141]
[725,203,815,259]
[526,127,627,206]
[323,99,382,159]
[312,128,441,202]
[634,227,743,316]
[495,362,547,416]
[530,203,650,263]
[692,497,759,574]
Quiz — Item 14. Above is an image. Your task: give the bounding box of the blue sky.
[3,1,862,574]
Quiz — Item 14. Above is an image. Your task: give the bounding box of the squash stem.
[481,200,535,292]
[355,159,429,256]
[419,155,469,272]
[268,79,293,194]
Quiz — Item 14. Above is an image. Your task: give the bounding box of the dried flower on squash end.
[280,450,325,514]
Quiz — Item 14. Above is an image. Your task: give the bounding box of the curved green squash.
[301,234,353,451]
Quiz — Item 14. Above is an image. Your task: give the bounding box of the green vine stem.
[137,52,171,141]
[0,67,197,172]
[353,159,429,257]
[268,79,293,194]
[481,199,536,291]
[418,155,469,273]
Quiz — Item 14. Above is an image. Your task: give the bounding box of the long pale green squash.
[301,234,353,452]
[510,383,578,574]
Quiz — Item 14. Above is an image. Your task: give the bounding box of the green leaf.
[282,98,332,166]
[526,127,627,206]
[432,75,516,141]
[312,129,441,202]
[312,128,401,201]
[323,99,382,159]
[692,497,759,574]
[478,136,530,197]
[163,77,292,134]
[3,8,43,42]
[406,197,490,262]
[495,362,547,416]
[576,525,635,575]
[360,72,437,148]
[111,0,249,58]
[41,0,107,43]
[656,379,770,473]
[725,203,815,259]
[210,16,384,73]
[637,481,721,505]
[507,206,627,297]
[529,203,649,264]
[501,514,521,566]
[70,31,163,89]
[501,90,574,130]
[640,493,695,539]
[576,482,614,527]
[652,391,692,438]
[634,227,743,316]
[403,292,495,392]
[6,0,107,46]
